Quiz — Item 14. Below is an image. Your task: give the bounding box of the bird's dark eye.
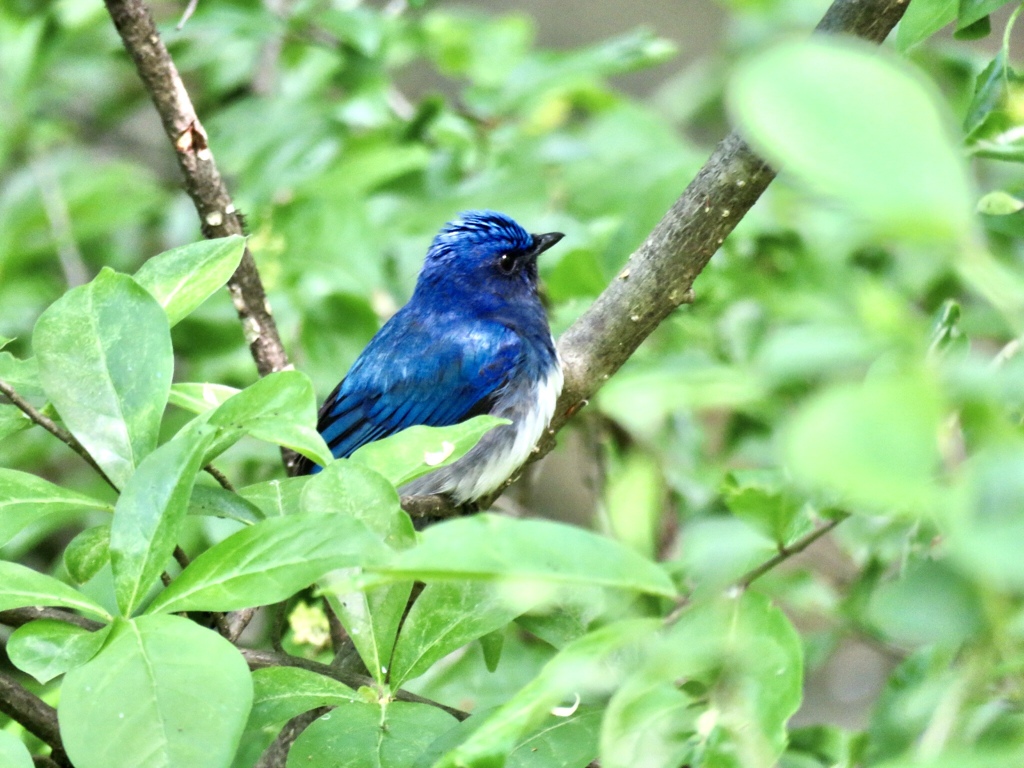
[498,252,517,274]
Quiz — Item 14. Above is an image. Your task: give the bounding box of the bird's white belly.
[401,359,563,504]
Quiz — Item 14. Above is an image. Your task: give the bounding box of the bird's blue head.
[414,211,564,308]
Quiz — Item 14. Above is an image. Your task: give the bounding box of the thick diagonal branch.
[403,0,908,520]
[103,0,289,380]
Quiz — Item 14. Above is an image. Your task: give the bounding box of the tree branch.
[0,672,70,768]
[400,0,909,520]
[102,0,290,381]
[735,512,851,590]
[0,377,118,491]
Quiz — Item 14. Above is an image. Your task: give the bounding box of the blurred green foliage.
[3,0,1024,766]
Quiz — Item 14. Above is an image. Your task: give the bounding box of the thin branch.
[0,672,70,767]
[103,0,290,382]
[0,607,103,631]
[203,463,236,492]
[399,0,909,520]
[0,377,118,491]
[735,513,851,590]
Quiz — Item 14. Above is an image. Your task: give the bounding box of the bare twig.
[400,0,909,520]
[0,377,118,491]
[0,607,104,631]
[203,464,236,492]
[33,159,89,288]
[735,513,851,590]
[0,672,70,767]
[176,0,199,29]
[103,0,290,381]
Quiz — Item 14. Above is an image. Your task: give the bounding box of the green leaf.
[953,14,991,39]
[0,731,33,768]
[109,427,216,616]
[145,512,389,615]
[33,268,173,489]
[193,370,332,467]
[0,468,113,547]
[59,615,252,768]
[240,477,308,517]
[958,0,1013,29]
[233,667,360,768]
[434,619,660,767]
[7,619,111,684]
[339,514,678,598]
[964,52,1024,162]
[168,382,241,414]
[390,582,529,688]
[301,462,417,683]
[977,190,1024,216]
[728,38,973,243]
[133,236,246,326]
[0,403,30,440]
[64,524,112,584]
[784,374,943,514]
[349,415,508,488]
[289,701,459,768]
[300,460,415,545]
[0,352,40,396]
[189,484,264,525]
[0,561,111,620]
[721,469,808,545]
[896,0,957,50]
[869,559,984,646]
[603,593,803,768]
[480,628,505,673]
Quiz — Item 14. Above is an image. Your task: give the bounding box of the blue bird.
[297,211,565,504]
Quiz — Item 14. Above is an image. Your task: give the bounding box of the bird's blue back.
[296,210,563,501]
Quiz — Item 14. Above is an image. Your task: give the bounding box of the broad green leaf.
[721,469,809,545]
[869,559,984,646]
[290,701,458,768]
[189,484,264,525]
[7,619,111,684]
[350,415,508,487]
[434,619,660,768]
[232,667,360,768]
[64,524,111,585]
[728,39,973,243]
[0,730,33,768]
[958,0,1014,29]
[300,460,415,545]
[186,370,332,467]
[964,52,1024,162]
[784,374,943,514]
[60,615,252,768]
[338,514,678,598]
[169,382,241,414]
[302,461,417,683]
[390,582,531,688]
[0,403,30,440]
[0,468,112,547]
[240,477,308,517]
[896,0,957,50]
[145,512,389,614]
[480,627,505,673]
[133,236,246,326]
[33,268,173,489]
[109,427,216,616]
[0,561,111,620]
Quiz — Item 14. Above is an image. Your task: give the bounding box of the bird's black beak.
[527,232,565,259]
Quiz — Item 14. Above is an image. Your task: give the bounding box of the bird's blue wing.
[307,311,521,468]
